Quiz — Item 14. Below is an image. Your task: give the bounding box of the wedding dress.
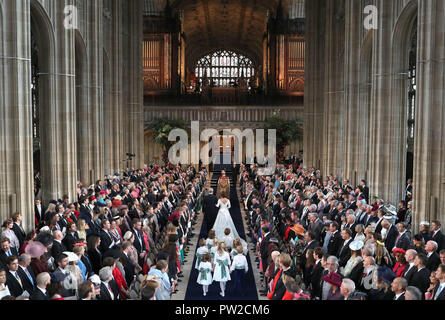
[212,199,248,250]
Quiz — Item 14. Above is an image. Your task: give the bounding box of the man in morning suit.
[0,238,19,270]
[327,222,342,257]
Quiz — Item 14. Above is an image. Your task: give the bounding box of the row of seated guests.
[0,164,206,300]
[239,163,445,300]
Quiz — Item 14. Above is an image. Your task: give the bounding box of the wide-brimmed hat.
[349,240,364,251]
[290,224,305,237]
[63,251,79,262]
[377,266,396,285]
[323,272,342,287]
[392,247,406,255]
[25,241,47,258]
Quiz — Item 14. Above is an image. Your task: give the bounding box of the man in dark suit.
[51,230,67,260]
[425,240,441,272]
[383,219,398,252]
[391,277,407,300]
[11,213,26,249]
[337,229,353,268]
[260,225,272,274]
[403,249,418,284]
[5,256,24,297]
[29,272,51,300]
[17,253,36,295]
[394,223,411,251]
[410,253,431,296]
[34,198,46,227]
[121,243,136,285]
[0,237,18,269]
[327,222,342,257]
[63,222,80,252]
[98,266,120,300]
[202,189,219,235]
[432,264,445,300]
[310,247,324,299]
[432,220,445,252]
[131,218,147,267]
[364,210,379,227]
[52,253,76,297]
[99,219,115,253]
[307,213,323,242]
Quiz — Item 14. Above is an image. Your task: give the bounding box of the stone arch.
[390,0,418,206]
[75,29,90,184]
[30,0,58,203]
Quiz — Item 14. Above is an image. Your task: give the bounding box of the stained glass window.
[195,50,255,88]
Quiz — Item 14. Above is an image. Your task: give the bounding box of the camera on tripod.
[126,153,136,160]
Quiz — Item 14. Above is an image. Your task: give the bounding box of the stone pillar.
[53,0,78,203]
[413,0,445,230]
[304,0,326,170]
[0,0,35,231]
[87,0,104,181]
[342,0,361,183]
[369,0,406,205]
[322,0,345,176]
[110,0,124,173]
[123,0,144,169]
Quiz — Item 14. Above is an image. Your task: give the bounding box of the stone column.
[0,0,35,231]
[369,0,405,205]
[87,0,104,181]
[342,0,361,184]
[110,0,124,173]
[123,0,144,169]
[413,0,445,231]
[303,0,326,170]
[322,0,345,176]
[53,0,78,203]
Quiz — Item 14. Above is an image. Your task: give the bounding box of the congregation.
[240,161,445,300]
[0,164,206,300]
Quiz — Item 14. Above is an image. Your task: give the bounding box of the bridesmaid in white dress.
[212,242,231,297]
[197,253,213,296]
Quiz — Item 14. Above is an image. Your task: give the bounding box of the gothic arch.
[30,0,58,203]
[390,0,418,203]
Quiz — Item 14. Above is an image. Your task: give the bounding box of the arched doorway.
[30,0,55,203]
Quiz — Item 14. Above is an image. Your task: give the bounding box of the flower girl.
[212,242,231,297]
[197,253,213,296]
[229,246,248,295]
[195,238,209,270]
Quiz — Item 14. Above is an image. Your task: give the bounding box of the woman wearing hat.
[368,266,396,300]
[26,240,50,275]
[392,248,408,278]
[123,231,142,274]
[373,234,392,267]
[343,240,364,279]
[323,272,343,300]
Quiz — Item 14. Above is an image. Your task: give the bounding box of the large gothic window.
[31,27,41,194]
[195,50,255,88]
[406,19,417,181]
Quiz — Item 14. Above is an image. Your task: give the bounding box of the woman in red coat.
[392,248,408,278]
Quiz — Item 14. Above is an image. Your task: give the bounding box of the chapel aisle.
[183,171,259,300]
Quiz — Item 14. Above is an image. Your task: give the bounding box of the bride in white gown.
[212,197,248,251]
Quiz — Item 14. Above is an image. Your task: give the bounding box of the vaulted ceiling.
[171,0,281,69]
